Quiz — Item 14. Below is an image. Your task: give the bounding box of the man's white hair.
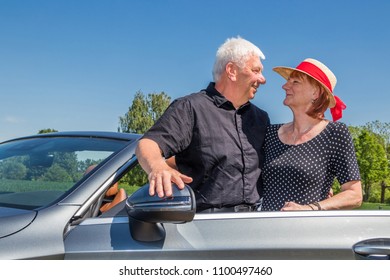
[212,36,265,82]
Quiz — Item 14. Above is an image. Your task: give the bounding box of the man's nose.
[258,73,266,85]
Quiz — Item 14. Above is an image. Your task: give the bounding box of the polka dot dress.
[260,122,361,211]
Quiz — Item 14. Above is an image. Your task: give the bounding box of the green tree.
[118,91,171,186]
[36,129,82,182]
[355,129,388,202]
[53,152,79,182]
[42,163,73,182]
[0,159,27,180]
[38,128,58,134]
[348,125,362,141]
[78,159,102,174]
[361,121,390,167]
[363,121,390,203]
[118,91,171,134]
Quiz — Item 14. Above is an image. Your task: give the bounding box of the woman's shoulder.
[324,121,353,144]
[326,121,349,133]
[269,123,284,129]
[267,123,283,133]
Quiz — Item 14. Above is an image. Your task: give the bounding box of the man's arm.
[135,138,193,197]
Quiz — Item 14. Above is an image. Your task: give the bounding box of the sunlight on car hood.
[0,207,36,238]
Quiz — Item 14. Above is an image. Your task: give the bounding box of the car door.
[64,207,390,260]
[163,211,390,260]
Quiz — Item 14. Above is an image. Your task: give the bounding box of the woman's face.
[282,72,318,110]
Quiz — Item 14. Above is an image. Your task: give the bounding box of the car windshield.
[0,136,130,210]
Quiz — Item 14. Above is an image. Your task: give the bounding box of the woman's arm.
[281,180,363,211]
[313,180,363,210]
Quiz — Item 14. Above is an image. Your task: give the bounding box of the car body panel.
[0,205,79,259]
[0,207,36,238]
[63,208,390,260]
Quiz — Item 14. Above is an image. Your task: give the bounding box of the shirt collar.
[205,82,251,110]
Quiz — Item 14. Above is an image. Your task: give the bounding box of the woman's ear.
[312,85,322,100]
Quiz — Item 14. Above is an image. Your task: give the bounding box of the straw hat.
[273,58,337,108]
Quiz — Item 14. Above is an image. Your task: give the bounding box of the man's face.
[236,55,266,101]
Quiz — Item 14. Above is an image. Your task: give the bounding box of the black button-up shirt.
[142,82,270,210]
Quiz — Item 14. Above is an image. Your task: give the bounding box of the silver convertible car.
[0,131,390,260]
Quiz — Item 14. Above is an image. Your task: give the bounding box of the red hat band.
[296,61,333,93]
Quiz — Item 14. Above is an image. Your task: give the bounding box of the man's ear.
[226,62,237,82]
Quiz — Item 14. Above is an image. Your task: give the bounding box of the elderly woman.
[260,58,362,211]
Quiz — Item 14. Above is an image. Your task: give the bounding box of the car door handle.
[353,238,390,260]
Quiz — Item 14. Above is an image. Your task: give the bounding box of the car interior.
[99,182,127,213]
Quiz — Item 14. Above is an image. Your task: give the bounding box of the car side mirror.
[126,183,196,242]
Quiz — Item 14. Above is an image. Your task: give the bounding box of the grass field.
[0,179,72,192]
[357,202,390,210]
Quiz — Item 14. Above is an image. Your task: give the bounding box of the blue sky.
[1,0,389,142]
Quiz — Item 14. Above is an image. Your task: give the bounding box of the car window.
[0,136,129,210]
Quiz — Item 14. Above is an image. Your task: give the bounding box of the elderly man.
[135,36,270,212]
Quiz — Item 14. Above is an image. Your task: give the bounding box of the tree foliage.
[41,163,73,182]
[350,121,390,203]
[118,91,171,134]
[33,128,85,182]
[354,129,388,201]
[118,91,171,186]
[361,121,390,202]
[0,159,27,180]
[38,128,58,134]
